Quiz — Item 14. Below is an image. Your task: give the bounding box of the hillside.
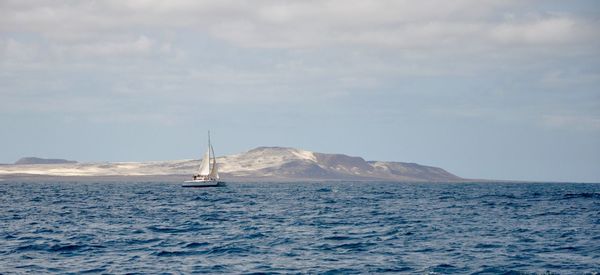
[0,147,462,182]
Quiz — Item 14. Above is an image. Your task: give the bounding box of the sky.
[1,0,599,182]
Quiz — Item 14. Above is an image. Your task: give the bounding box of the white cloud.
[1,0,597,51]
[542,114,600,131]
[1,0,599,117]
[0,38,39,64]
[55,35,154,57]
[541,70,600,88]
[490,16,581,45]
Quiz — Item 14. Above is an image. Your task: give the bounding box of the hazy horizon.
[1,1,599,182]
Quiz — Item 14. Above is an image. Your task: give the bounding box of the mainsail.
[198,148,211,176]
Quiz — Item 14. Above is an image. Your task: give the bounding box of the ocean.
[0,181,598,274]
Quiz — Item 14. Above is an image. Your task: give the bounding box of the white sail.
[198,148,211,176]
[209,144,219,179]
[210,162,219,179]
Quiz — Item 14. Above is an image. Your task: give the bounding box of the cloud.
[490,16,583,45]
[1,1,599,123]
[53,35,157,57]
[542,114,600,131]
[0,38,40,64]
[541,70,600,88]
[1,0,597,52]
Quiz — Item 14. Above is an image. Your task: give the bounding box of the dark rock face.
[260,160,337,178]
[14,157,77,165]
[314,153,374,173]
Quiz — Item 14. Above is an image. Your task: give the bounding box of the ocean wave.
[562,192,600,200]
[1,181,598,273]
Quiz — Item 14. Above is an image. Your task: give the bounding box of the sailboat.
[182,131,222,187]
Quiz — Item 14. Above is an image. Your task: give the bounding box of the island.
[0,147,463,182]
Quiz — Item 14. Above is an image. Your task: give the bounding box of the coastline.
[2,173,595,184]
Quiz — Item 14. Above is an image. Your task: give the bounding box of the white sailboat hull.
[182,179,221,187]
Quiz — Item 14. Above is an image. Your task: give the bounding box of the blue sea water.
[0,181,599,274]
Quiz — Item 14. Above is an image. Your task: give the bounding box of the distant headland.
[14,157,78,165]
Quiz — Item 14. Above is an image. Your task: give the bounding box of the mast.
[208,130,213,177]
